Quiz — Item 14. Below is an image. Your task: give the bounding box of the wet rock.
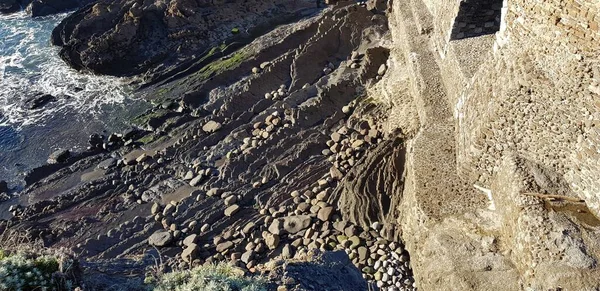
[27,0,80,17]
[25,93,56,110]
[0,180,8,194]
[47,149,70,164]
[148,231,173,247]
[0,0,20,14]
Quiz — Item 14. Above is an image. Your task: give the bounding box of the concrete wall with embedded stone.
[379,0,600,289]
[453,0,600,216]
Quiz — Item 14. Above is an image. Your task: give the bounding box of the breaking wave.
[0,12,130,128]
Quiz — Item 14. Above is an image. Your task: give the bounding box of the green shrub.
[152,262,267,291]
[0,251,78,290]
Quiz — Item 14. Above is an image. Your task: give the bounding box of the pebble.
[224,204,240,216]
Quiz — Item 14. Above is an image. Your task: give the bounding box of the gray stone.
[225,204,240,216]
[148,231,173,247]
[216,241,234,252]
[243,222,255,234]
[47,149,70,164]
[183,234,198,247]
[224,195,237,206]
[263,231,280,250]
[189,174,204,187]
[282,244,294,259]
[317,206,334,221]
[202,120,222,133]
[182,243,199,263]
[241,250,254,264]
[283,215,312,234]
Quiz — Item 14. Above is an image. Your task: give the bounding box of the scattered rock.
[203,120,222,133]
[283,215,312,234]
[216,241,234,252]
[182,243,199,262]
[263,231,280,250]
[183,234,198,247]
[317,206,334,221]
[148,231,173,247]
[224,204,240,217]
[47,149,70,164]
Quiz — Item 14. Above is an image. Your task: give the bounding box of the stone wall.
[377,0,600,289]
[456,0,600,216]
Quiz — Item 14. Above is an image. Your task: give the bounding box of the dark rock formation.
[0,0,20,14]
[0,180,8,194]
[26,0,79,16]
[24,93,56,110]
[51,0,316,77]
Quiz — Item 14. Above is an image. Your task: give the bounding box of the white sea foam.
[0,12,130,128]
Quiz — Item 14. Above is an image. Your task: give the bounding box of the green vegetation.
[149,262,267,291]
[231,28,240,34]
[194,51,250,82]
[131,109,170,127]
[0,250,78,290]
[136,134,156,144]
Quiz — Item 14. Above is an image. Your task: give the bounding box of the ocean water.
[0,12,146,188]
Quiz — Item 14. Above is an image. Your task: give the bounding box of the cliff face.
[373,0,600,289]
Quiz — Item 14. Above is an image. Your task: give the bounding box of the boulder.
[283,215,312,234]
[50,0,316,76]
[216,241,234,253]
[183,234,198,247]
[262,231,280,250]
[268,219,284,235]
[25,93,56,109]
[148,231,173,247]
[181,243,199,263]
[241,250,254,264]
[47,149,70,164]
[202,120,222,133]
[317,206,334,221]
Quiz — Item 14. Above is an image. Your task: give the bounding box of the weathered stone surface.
[216,241,234,253]
[224,204,240,217]
[148,231,173,247]
[317,206,333,221]
[262,231,280,250]
[181,243,199,262]
[47,149,70,164]
[183,234,197,247]
[282,215,312,234]
[202,121,222,133]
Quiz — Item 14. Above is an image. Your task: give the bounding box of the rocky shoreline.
[1,1,415,290]
[5,0,600,289]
